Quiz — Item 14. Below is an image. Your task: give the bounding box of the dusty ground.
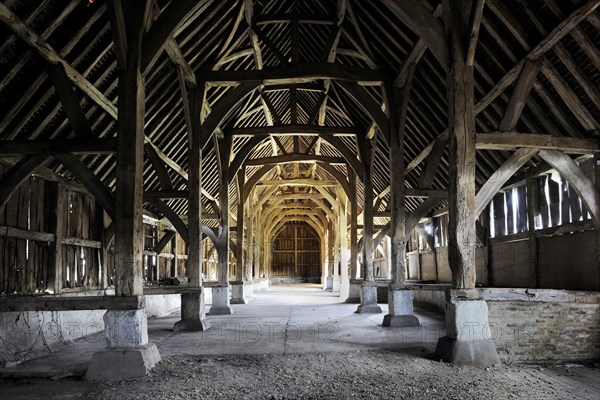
[1,348,598,400]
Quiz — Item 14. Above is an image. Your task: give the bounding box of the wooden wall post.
[47,182,65,294]
[526,178,540,287]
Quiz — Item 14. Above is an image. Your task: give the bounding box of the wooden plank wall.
[0,172,50,294]
[62,190,101,289]
[272,224,320,279]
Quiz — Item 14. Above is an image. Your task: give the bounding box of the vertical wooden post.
[359,137,375,282]
[47,182,65,294]
[389,71,413,285]
[187,84,204,287]
[96,202,107,289]
[445,0,477,289]
[357,136,382,313]
[349,169,358,279]
[253,205,261,282]
[216,136,231,285]
[338,186,350,298]
[114,0,150,296]
[526,178,539,288]
[294,225,299,276]
[594,154,600,267]
[236,168,245,282]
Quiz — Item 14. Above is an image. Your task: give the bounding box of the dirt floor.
[1,348,598,400]
[1,286,599,399]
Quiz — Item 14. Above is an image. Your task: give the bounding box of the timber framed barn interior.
[0,0,599,395]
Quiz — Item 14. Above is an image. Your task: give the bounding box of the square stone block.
[446,299,492,341]
[104,309,148,348]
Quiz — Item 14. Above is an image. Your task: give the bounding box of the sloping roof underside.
[0,0,599,226]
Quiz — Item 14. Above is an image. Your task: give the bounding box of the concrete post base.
[435,298,500,366]
[104,309,148,347]
[382,314,421,327]
[244,281,254,299]
[259,278,269,291]
[210,286,232,315]
[230,282,253,304]
[382,289,420,327]
[173,292,209,332]
[86,309,161,380]
[356,285,382,314]
[339,277,350,301]
[435,337,500,366]
[86,343,161,381]
[345,281,361,303]
[332,276,341,292]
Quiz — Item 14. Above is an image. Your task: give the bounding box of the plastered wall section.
[0,294,181,367]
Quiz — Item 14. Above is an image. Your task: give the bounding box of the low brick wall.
[407,286,600,362]
[270,277,320,284]
[449,288,600,363]
[487,297,600,362]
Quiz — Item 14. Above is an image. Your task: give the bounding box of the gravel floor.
[2,349,598,400]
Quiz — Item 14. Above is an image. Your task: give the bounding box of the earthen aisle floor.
[0,284,598,399]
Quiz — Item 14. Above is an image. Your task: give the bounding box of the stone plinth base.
[173,292,209,332]
[382,314,420,327]
[324,277,333,290]
[173,320,209,332]
[356,286,382,314]
[210,286,232,315]
[260,278,269,291]
[435,298,500,366]
[339,277,350,301]
[332,276,341,292]
[253,280,261,293]
[345,281,361,303]
[104,309,148,348]
[435,336,500,366]
[244,281,254,299]
[230,282,253,304]
[382,289,420,327]
[86,343,161,380]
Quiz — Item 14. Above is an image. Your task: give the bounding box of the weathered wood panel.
[538,230,598,291]
[271,224,321,280]
[490,239,531,287]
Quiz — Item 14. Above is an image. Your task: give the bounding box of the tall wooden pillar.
[435,0,500,366]
[359,137,375,282]
[87,0,162,380]
[216,136,231,285]
[231,168,249,303]
[235,169,245,282]
[338,187,350,299]
[389,79,412,285]
[211,135,233,314]
[187,85,204,288]
[173,83,209,331]
[349,169,358,279]
[114,0,150,297]
[446,0,477,290]
[356,136,381,313]
[383,79,420,327]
